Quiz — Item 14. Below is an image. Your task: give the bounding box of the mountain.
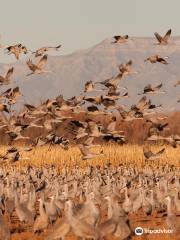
[0,37,180,111]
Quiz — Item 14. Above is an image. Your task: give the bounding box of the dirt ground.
[4,210,179,240]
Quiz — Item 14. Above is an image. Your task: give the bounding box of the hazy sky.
[0,0,179,62]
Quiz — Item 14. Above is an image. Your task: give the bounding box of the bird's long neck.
[150,190,154,206]
[107,198,113,219]
[14,191,20,207]
[50,197,55,207]
[66,201,74,223]
[167,198,173,216]
[39,199,46,217]
[125,187,129,200]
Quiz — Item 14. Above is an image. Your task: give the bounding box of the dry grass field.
[0,144,179,170]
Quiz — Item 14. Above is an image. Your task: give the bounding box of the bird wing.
[113,36,120,41]
[55,44,62,49]
[5,67,14,80]
[26,59,37,71]
[84,81,93,92]
[84,96,96,103]
[144,150,153,159]
[157,57,168,64]
[161,123,168,128]
[88,121,100,135]
[47,45,62,50]
[156,148,165,155]
[154,32,163,43]
[87,105,99,112]
[76,127,87,135]
[1,88,12,97]
[154,83,163,91]
[107,86,116,96]
[24,104,36,111]
[78,144,90,156]
[163,29,171,42]
[37,55,48,69]
[0,75,5,83]
[107,121,116,132]
[124,35,129,39]
[12,87,21,98]
[136,96,147,110]
[84,137,94,146]
[144,84,152,92]
[34,47,47,57]
[71,120,87,128]
[7,147,18,153]
[126,60,133,67]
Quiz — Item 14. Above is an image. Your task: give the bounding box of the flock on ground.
[0,29,180,239]
[1,163,180,239]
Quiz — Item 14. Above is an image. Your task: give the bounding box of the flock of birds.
[1,163,180,239]
[0,29,179,239]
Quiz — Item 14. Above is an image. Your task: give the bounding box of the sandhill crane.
[46,218,70,240]
[0,67,14,85]
[84,80,95,92]
[74,127,88,140]
[174,80,180,87]
[27,187,36,219]
[154,29,172,45]
[163,135,180,148]
[87,105,99,112]
[174,189,180,212]
[84,136,100,148]
[84,95,102,105]
[99,196,131,239]
[119,60,134,75]
[2,87,22,105]
[0,147,20,162]
[97,73,123,89]
[122,187,133,213]
[74,192,100,227]
[24,103,36,112]
[0,103,9,113]
[44,195,61,224]
[165,196,180,234]
[88,121,103,137]
[145,55,169,64]
[14,191,34,224]
[0,147,32,163]
[33,45,61,57]
[33,197,49,233]
[65,200,100,240]
[143,147,165,160]
[5,43,28,59]
[146,119,169,134]
[26,55,50,75]
[78,144,103,160]
[107,86,120,96]
[0,209,10,240]
[113,35,129,43]
[139,83,165,94]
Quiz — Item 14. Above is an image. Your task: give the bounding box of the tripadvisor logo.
[135,227,144,236]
